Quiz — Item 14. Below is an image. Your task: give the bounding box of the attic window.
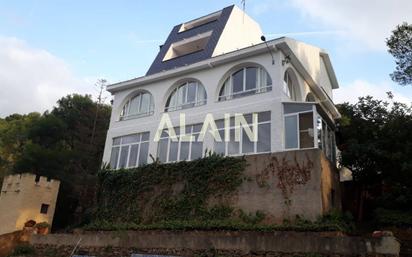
[163,31,212,61]
[179,11,221,32]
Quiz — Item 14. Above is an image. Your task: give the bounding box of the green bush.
[34,221,50,228]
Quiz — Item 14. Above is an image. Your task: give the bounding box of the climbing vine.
[258,153,313,206]
[93,153,247,225]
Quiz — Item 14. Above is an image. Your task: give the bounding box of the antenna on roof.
[261,35,275,65]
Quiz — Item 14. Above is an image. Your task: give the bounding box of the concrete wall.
[229,149,337,222]
[30,230,400,256]
[0,173,60,235]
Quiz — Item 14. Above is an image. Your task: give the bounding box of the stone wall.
[30,230,400,256]
[0,173,60,235]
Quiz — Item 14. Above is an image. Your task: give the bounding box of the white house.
[102,5,340,170]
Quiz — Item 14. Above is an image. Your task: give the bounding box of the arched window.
[218,66,272,101]
[165,81,206,112]
[283,69,300,101]
[120,91,154,120]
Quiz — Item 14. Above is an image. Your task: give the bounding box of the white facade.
[102,6,340,169]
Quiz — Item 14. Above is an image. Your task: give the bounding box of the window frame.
[218,66,272,101]
[110,132,150,169]
[157,124,204,163]
[120,92,154,121]
[283,107,317,151]
[283,104,336,162]
[165,81,207,112]
[213,111,272,156]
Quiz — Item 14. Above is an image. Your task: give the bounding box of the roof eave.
[107,37,284,93]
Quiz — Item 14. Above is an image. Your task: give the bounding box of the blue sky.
[0,0,411,116]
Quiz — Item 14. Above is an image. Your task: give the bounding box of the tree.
[387,22,412,85]
[337,95,412,223]
[0,94,111,229]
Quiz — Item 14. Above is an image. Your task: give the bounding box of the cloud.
[334,79,412,104]
[0,36,95,117]
[289,0,412,51]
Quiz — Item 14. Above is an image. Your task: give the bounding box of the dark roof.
[146,5,234,76]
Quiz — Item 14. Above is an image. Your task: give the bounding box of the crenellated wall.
[0,173,60,235]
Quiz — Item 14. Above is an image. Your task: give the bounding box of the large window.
[283,69,300,101]
[165,81,207,112]
[120,92,154,121]
[110,132,150,169]
[214,111,271,155]
[218,67,272,101]
[283,103,336,162]
[284,111,315,149]
[157,124,203,162]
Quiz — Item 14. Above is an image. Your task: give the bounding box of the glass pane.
[215,119,224,129]
[122,134,139,144]
[157,138,168,163]
[169,141,178,162]
[245,67,257,90]
[299,112,314,148]
[178,85,187,106]
[228,128,239,154]
[138,142,149,166]
[299,112,313,130]
[119,145,130,169]
[109,147,120,169]
[242,128,254,153]
[232,69,244,94]
[140,93,151,114]
[197,85,206,104]
[285,115,298,149]
[191,141,203,160]
[129,95,141,114]
[113,137,121,146]
[180,142,190,160]
[242,113,253,124]
[128,144,139,167]
[257,123,271,152]
[141,132,150,142]
[258,111,271,122]
[167,90,177,111]
[187,82,197,103]
[121,102,129,117]
[219,79,229,100]
[214,129,225,154]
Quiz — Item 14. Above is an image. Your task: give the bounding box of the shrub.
[34,222,50,228]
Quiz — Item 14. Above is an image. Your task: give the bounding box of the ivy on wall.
[93,153,247,224]
[256,153,313,210]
